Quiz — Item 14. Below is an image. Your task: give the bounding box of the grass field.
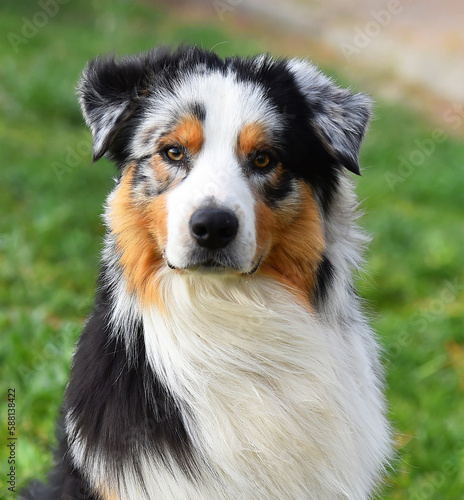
[1,1,463,498]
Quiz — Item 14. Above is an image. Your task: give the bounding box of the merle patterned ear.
[77,55,151,163]
[287,59,372,175]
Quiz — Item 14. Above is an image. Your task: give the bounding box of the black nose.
[189,208,239,250]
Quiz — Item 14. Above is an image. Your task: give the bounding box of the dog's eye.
[253,152,271,169]
[165,147,184,162]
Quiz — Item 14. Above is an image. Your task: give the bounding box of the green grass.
[1,1,463,498]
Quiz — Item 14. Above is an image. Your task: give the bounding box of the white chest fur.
[137,272,390,499]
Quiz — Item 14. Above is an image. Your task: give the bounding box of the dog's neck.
[142,271,323,389]
[141,272,346,490]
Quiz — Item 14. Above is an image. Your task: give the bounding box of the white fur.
[123,269,388,499]
[68,265,390,500]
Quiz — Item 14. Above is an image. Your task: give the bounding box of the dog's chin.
[166,256,262,276]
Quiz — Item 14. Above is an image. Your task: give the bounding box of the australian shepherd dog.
[24,46,391,499]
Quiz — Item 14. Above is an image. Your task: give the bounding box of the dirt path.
[172,0,464,135]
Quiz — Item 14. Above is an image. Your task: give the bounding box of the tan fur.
[99,488,117,500]
[108,164,167,308]
[237,122,270,157]
[159,115,204,155]
[255,182,324,305]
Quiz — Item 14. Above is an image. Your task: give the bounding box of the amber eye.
[166,147,184,161]
[253,152,271,168]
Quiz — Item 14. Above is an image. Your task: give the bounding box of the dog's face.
[79,47,371,305]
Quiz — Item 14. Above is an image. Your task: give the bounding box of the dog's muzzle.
[165,205,258,273]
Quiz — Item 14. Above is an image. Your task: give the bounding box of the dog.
[23,46,391,499]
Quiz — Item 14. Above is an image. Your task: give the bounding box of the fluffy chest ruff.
[66,271,389,499]
[136,272,388,499]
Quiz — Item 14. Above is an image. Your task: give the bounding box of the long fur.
[22,46,392,500]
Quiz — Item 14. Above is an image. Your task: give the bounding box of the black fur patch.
[131,157,155,193]
[63,278,198,486]
[262,168,296,209]
[313,254,335,305]
[188,101,207,122]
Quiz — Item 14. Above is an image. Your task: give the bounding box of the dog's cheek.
[108,164,165,306]
[147,194,169,254]
[254,200,275,262]
[151,155,174,195]
[257,183,324,303]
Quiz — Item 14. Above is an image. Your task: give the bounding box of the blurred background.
[0,0,463,498]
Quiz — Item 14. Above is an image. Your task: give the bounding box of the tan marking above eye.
[237,122,270,157]
[159,115,204,157]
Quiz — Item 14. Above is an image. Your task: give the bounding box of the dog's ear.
[287,59,372,175]
[77,55,151,163]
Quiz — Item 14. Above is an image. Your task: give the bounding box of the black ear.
[287,59,372,175]
[77,54,153,163]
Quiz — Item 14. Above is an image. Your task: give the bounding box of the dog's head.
[78,46,371,305]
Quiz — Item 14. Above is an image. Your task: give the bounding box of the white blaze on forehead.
[132,68,279,156]
[161,71,280,270]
